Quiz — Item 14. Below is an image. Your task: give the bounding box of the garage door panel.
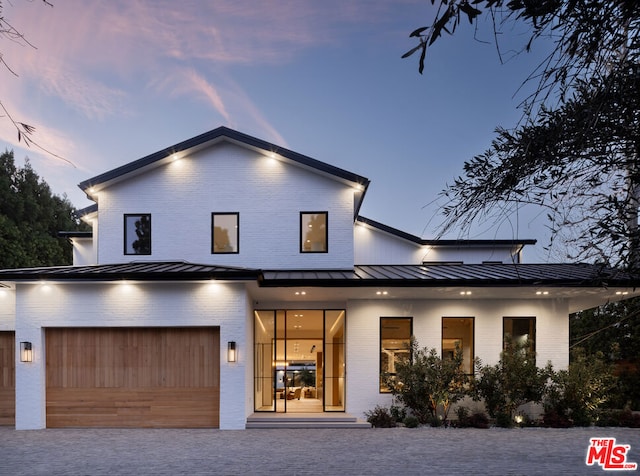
[47,387,218,428]
[46,328,219,428]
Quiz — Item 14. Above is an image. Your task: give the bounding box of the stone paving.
[0,426,639,475]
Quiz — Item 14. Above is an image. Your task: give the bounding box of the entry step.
[246,413,371,429]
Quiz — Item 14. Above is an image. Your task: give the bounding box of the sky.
[1,0,558,261]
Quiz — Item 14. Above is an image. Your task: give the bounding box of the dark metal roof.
[78,126,370,194]
[1,262,636,289]
[260,263,638,288]
[0,262,259,282]
[356,216,537,247]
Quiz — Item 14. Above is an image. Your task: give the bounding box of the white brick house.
[0,127,637,430]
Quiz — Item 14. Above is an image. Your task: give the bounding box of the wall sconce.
[20,342,33,363]
[227,341,237,362]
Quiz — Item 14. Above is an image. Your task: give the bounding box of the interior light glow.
[459,291,472,295]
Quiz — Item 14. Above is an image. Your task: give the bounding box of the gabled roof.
[78,126,370,218]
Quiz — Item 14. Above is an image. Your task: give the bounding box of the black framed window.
[300,212,328,253]
[442,317,474,374]
[212,212,239,254]
[380,317,412,393]
[503,317,536,354]
[124,214,151,255]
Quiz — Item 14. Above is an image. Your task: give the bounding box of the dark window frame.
[124,213,152,255]
[211,212,240,254]
[300,211,328,253]
[379,316,413,393]
[503,316,536,354]
[441,316,475,375]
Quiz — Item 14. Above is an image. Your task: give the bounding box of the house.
[0,126,638,429]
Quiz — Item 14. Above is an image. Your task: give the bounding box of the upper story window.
[124,214,151,255]
[212,213,239,254]
[300,212,328,253]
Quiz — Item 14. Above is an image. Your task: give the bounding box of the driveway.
[1,426,638,475]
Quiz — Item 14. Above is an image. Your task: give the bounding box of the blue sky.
[1,1,556,261]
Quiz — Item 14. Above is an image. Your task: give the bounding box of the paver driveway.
[0,426,638,475]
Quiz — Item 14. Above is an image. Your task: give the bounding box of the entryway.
[254,310,345,413]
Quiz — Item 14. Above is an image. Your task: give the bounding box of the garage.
[0,331,15,426]
[46,327,219,428]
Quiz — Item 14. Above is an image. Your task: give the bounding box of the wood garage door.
[0,332,15,426]
[46,327,219,428]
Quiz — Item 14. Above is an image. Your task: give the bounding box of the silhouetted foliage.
[571,298,640,409]
[0,150,87,268]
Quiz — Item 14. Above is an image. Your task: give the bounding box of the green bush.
[390,403,407,423]
[472,339,548,424]
[364,405,397,428]
[403,415,420,428]
[543,348,617,427]
[384,338,469,425]
[596,409,640,428]
[454,406,489,428]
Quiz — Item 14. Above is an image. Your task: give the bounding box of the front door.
[254,309,345,412]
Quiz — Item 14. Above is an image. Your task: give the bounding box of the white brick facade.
[0,127,632,430]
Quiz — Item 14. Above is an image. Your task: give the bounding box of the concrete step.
[246,413,371,429]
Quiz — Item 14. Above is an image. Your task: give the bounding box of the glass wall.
[324,310,345,411]
[254,309,345,412]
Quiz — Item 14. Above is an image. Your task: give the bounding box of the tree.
[439,61,640,269]
[405,2,640,270]
[0,150,87,268]
[0,1,69,164]
[571,298,640,409]
[404,1,639,113]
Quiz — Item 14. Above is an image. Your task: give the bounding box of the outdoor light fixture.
[20,342,33,363]
[227,341,237,362]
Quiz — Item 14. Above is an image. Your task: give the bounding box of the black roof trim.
[79,126,370,192]
[356,216,537,247]
[0,261,259,282]
[58,231,93,238]
[259,263,638,288]
[78,203,98,216]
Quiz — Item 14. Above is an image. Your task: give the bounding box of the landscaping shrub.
[543,348,617,427]
[384,338,469,425]
[364,405,397,428]
[472,339,548,426]
[596,409,640,428]
[454,406,489,428]
[403,415,419,428]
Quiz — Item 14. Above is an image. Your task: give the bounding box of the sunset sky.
[1,1,556,261]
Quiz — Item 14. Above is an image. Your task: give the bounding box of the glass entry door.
[254,309,345,412]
